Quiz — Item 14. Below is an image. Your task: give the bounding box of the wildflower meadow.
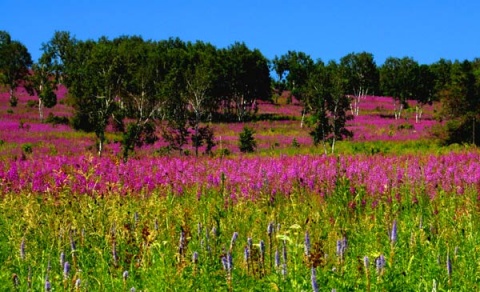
[1,87,479,291]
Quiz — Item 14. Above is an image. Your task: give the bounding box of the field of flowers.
[1,87,479,290]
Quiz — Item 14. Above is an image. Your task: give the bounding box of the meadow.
[1,87,479,291]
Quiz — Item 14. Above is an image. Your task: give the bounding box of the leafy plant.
[239,126,256,153]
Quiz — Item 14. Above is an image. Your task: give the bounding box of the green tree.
[339,52,379,116]
[238,126,256,153]
[380,57,420,119]
[0,31,32,106]
[305,60,352,154]
[27,50,59,121]
[439,60,480,145]
[219,43,271,121]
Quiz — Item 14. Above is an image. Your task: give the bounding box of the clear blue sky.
[1,0,479,65]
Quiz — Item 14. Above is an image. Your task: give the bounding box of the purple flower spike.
[244,246,250,262]
[267,222,274,236]
[364,256,369,269]
[192,251,199,264]
[230,232,239,249]
[311,267,319,292]
[45,279,51,291]
[20,239,25,260]
[123,270,129,281]
[60,252,65,268]
[304,231,311,256]
[63,261,70,278]
[447,254,452,276]
[391,220,398,243]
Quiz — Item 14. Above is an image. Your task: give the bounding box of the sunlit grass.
[1,180,479,290]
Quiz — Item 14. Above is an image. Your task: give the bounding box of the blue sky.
[1,0,479,65]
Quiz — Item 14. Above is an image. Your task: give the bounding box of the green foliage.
[238,126,257,153]
[0,178,479,290]
[44,113,69,126]
[122,121,158,161]
[21,143,33,154]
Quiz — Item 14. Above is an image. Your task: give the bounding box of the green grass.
[1,178,479,291]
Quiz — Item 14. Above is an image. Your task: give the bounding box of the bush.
[238,126,256,153]
[45,113,70,126]
[22,143,33,154]
[26,100,36,108]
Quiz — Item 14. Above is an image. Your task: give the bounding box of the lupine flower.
[244,246,250,262]
[45,279,51,291]
[275,249,280,268]
[112,242,118,264]
[20,239,25,260]
[259,240,266,260]
[123,270,129,281]
[267,222,274,236]
[75,278,81,289]
[304,231,311,256]
[60,252,65,268]
[364,256,369,269]
[390,220,397,242]
[230,232,239,250]
[227,252,233,272]
[446,254,452,276]
[221,256,228,271]
[192,251,199,264]
[282,240,288,263]
[130,287,136,292]
[178,231,186,256]
[281,263,287,276]
[197,222,202,238]
[336,238,347,259]
[63,262,70,278]
[70,236,76,252]
[376,254,386,273]
[311,267,319,292]
[247,237,253,250]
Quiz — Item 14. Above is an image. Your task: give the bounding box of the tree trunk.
[39,99,44,122]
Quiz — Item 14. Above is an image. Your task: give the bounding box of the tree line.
[1,30,480,157]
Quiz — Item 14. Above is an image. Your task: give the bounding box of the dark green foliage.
[238,126,256,153]
[21,143,33,154]
[191,125,216,155]
[122,121,158,161]
[0,31,32,107]
[44,113,69,126]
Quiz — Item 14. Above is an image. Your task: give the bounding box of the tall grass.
[1,178,479,290]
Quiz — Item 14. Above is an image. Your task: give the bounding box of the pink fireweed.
[1,152,480,200]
